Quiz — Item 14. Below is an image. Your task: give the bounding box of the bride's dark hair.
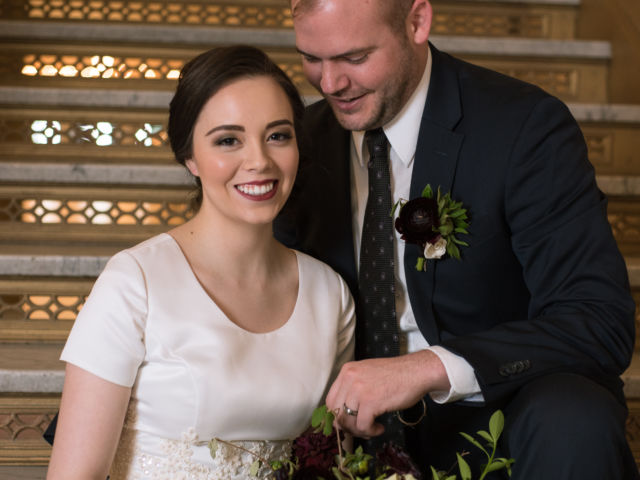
[168,45,305,212]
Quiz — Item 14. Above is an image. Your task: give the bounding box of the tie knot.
[365,128,388,158]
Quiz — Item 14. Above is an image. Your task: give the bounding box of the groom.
[274,0,638,477]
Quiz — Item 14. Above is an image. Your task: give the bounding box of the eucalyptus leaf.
[430,466,441,480]
[489,410,505,441]
[439,223,453,235]
[390,200,403,218]
[476,430,494,446]
[460,431,487,455]
[323,419,333,436]
[484,460,511,473]
[447,242,461,259]
[457,453,472,480]
[311,405,326,427]
[249,459,261,476]
[451,236,468,246]
[208,438,218,459]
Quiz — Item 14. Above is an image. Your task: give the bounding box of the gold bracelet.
[396,398,427,427]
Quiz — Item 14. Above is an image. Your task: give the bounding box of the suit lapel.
[406,45,465,344]
[305,108,359,296]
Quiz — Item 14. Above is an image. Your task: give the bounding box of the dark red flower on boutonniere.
[394,196,441,246]
[392,184,470,271]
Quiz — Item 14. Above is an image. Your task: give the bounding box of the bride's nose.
[242,141,273,172]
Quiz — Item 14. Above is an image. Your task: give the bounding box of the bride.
[46,45,355,479]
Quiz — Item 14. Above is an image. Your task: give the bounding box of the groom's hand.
[325,349,450,438]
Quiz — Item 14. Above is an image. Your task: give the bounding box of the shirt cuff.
[426,345,483,403]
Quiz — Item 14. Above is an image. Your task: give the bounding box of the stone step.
[0,0,581,39]
[571,104,640,177]
[0,162,191,185]
[1,241,640,335]
[4,340,640,468]
[3,252,634,278]
[0,30,609,102]
[5,161,637,189]
[0,466,47,479]
[0,344,62,466]
[430,0,580,39]
[0,163,638,247]
[2,97,637,170]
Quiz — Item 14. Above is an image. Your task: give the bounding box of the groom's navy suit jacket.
[275,45,635,406]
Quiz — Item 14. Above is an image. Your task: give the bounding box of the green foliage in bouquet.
[209,406,513,480]
[429,410,514,480]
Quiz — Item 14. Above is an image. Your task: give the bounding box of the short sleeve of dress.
[330,273,355,383]
[60,250,148,387]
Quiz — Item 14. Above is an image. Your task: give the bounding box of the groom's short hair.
[290,0,416,35]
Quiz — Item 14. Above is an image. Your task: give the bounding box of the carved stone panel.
[1,0,577,39]
[0,395,59,465]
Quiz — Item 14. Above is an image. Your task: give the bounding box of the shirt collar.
[353,46,432,168]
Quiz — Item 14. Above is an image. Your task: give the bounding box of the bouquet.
[210,407,514,480]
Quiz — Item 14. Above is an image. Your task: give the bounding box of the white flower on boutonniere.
[424,237,447,260]
[392,184,470,271]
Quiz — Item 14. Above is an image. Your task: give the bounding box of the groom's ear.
[185,158,199,177]
[408,0,432,45]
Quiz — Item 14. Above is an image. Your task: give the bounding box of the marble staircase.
[1,0,639,475]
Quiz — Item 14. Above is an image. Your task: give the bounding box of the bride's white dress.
[61,233,355,479]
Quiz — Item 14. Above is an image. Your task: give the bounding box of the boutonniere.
[392,184,470,271]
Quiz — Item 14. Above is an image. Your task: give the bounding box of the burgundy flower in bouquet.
[392,184,470,271]
[376,443,422,479]
[292,428,339,472]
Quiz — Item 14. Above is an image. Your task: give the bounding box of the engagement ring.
[343,403,358,417]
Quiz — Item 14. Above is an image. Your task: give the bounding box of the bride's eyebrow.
[205,125,244,136]
[266,119,294,129]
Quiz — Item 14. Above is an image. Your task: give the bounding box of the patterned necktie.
[356,128,405,451]
[357,128,399,360]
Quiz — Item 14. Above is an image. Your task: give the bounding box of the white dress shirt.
[350,48,482,403]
